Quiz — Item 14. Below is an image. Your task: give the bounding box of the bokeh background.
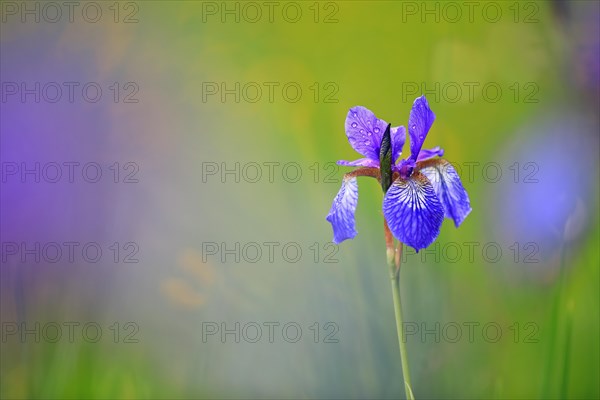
[1,1,599,399]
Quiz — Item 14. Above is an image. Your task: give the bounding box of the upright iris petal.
[345,106,389,160]
[408,96,436,162]
[418,159,472,227]
[382,172,444,251]
[326,177,359,244]
[390,126,407,163]
[340,106,406,167]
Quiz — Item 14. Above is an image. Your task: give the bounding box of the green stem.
[541,244,567,398]
[387,243,415,400]
[560,301,574,399]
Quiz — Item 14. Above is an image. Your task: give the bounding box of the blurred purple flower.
[493,109,598,267]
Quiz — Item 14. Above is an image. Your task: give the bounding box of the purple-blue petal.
[337,158,380,168]
[382,172,444,251]
[408,96,436,162]
[326,177,359,244]
[417,146,444,162]
[418,159,472,227]
[391,126,406,163]
[345,106,389,161]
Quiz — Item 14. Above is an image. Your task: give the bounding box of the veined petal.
[345,106,389,160]
[326,177,359,244]
[383,172,444,251]
[337,158,380,168]
[391,126,406,163]
[417,146,444,162]
[418,158,472,227]
[408,96,436,162]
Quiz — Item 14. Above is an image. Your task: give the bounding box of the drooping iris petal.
[417,146,444,161]
[408,96,436,162]
[337,158,380,168]
[345,106,390,160]
[391,126,406,163]
[326,177,359,244]
[418,158,472,227]
[383,172,444,251]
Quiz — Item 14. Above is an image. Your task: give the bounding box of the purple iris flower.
[326,95,472,251]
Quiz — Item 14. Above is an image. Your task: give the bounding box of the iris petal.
[417,146,444,162]
[382,172,444,251]
[337,158,380,168]
[391,126,406,163]
[408,96,436,162]
[345,106,390,160]
[326,177,359,244]
[418,158,472,227]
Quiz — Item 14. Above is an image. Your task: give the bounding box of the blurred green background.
[1,1,598,399]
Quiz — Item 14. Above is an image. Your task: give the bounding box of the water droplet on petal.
[351,122,358,128]
[353,112,358,117]
[374,127,380,133]
[360,129,364,134]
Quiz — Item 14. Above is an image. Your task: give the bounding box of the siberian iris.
[326,95,472,251]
